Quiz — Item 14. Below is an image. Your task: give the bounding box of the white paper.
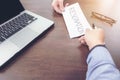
[62,3,91,38]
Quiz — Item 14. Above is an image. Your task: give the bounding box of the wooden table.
[0,0,120,80]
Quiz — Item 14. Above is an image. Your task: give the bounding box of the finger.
[62,3,69,12]
[59,0,64,11]
[81,40,86,44]
[79,36,85,43]
[51,1,62,14]
[65,3,69,7]
[79,36,88,45]
[78,36,84,41]
[53,5,62,14]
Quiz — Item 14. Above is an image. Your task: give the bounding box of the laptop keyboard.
[0,13,37,42]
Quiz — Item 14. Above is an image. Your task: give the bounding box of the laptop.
[0,0,54,68]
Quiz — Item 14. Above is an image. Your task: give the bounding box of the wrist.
[89,44,106,54]
[89,42,105,50]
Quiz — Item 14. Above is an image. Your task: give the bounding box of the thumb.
[59,0,64,11]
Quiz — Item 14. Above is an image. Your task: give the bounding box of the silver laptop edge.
[0,10,54,67]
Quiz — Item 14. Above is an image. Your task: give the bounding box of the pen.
[92,24,95,29]
[92,23,97,29]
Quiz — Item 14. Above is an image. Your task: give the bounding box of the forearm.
[86,45,120,80]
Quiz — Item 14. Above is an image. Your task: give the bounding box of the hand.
[51,0,69,14]
[79,28,105,50]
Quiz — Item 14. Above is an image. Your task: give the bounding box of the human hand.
[79,28,105,50]
[51,0,69,14]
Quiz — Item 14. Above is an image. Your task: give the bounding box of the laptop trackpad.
[9,27,39,49]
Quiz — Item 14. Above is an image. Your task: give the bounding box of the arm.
[79,28,120,80]
[86,45,120,80]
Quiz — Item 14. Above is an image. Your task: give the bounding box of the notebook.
[0,0,54,68]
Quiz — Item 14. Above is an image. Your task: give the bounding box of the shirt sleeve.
[86,45,120,80]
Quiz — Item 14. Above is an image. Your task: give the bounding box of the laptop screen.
[0,0,24,24]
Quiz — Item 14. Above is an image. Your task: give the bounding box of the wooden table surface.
[0,0,120,80]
